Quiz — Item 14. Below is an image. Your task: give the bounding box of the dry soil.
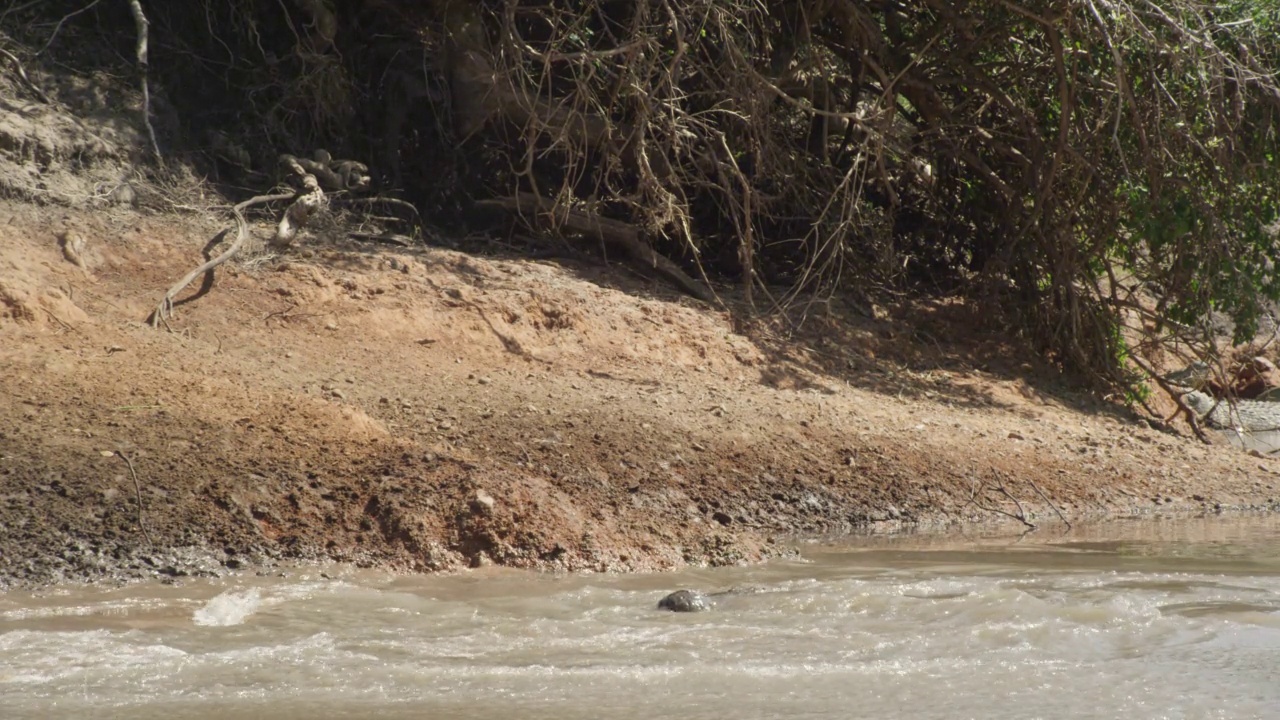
[3,201,1279,589]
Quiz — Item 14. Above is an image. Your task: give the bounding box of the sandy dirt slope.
[2,203,1278,588]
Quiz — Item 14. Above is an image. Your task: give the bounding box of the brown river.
[3,516,1280,719]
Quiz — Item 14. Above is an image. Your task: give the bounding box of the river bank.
[3,200,1279,590]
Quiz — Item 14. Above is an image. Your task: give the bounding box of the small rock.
[658,589,712,612]
[471,490,496,513]
[1008,431,1024,440]
[324,320,339,331]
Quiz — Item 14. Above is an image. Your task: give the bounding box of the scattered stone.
[470,490,496,514]
[658,589,712,612]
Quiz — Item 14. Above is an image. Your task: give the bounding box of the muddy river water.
[3,516,1280,719]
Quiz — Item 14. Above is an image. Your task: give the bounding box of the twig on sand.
[967,473,1038,530]
[0,46,51,103]
[114,451,153,545]
[1028,479,1072,530]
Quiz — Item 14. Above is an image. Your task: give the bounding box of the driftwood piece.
[476,191,714,303]
[148,193,294,327]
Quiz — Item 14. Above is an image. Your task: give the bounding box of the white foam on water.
[193,588,263,627]
[189,581,339,627]
[0,629,187,684]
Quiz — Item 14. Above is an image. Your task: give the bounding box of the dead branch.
[348,231,413,246]
[967,475,1037,530]
[148,192,294,327]
[1027,480,1071,530]
[475,191,715,303]
[338,196,422,225]
[0,46,50,103]
[114,450,153,546]
[126,0,162,162]
[1126,352,1213,443]
[34,0,102,56]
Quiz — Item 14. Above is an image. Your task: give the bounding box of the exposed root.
[0,46,50,103]
[147,192,294,328]
[476,191,715,303]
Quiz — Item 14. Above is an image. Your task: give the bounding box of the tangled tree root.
[148,146,382,327]
[147,192,294,328]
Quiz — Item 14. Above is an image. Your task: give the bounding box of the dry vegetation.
[1,1,1280,586]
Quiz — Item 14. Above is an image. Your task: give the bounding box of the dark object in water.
[658,589,712,612]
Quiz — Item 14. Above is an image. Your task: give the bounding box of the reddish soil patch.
[2,203,1278,588]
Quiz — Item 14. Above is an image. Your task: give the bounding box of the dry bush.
[6,0,1279,403]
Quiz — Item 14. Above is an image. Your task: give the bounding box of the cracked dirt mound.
[3,199,1280,589]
